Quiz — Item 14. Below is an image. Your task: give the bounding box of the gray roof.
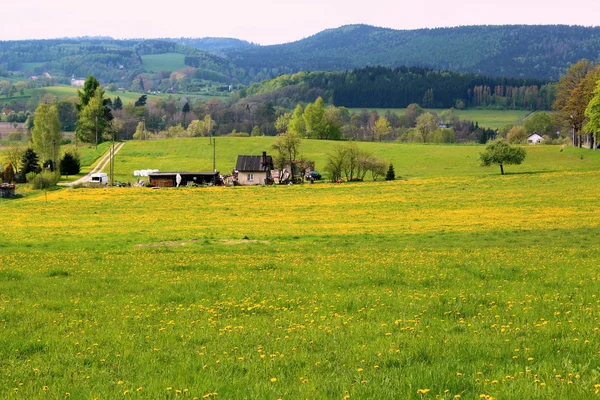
[236,155,273,172]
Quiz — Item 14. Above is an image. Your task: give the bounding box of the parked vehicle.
[89,173,108,184]
[307,171,322,180]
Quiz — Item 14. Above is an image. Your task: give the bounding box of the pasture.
[112,137,595,182]
[1,141,600,399]
[351,108,533,129]
[141,53,188,73]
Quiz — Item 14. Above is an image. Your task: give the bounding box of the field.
[350,108,534,129]
[111,137,593,182]
[0,86,223,108]
[2,141,600,399]
[141,53,188,73]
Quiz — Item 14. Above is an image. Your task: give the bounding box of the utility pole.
[95,115,98,150]
[212,133,216,172]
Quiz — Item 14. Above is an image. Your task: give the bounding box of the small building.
[148,172,220,187]
[527,133,544,145]
[71,76,86,87]
[0,184,16,198]
[234,152,273,185]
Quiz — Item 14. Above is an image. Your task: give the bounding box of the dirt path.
[62,142,125,187]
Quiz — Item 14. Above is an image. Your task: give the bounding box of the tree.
[59,152,80,177]
[5,146,24,174]
[135,95,147,107]
[133,121,148,140]
[113,96,123,110]
[288,104,306,136]
[77,86,111,146]
[324,107,343,140]
[272,131,301,181]
[553,60,595,146]
[204,114,216,142]
[385,164,395,181]
[524,112,554,136]
[324,145,348,182]
[584,80,600,150]
[416,113,438,142]
[405,103,425,127]
[506,126,528,144]
[187,119,205,137]
[76,75,102,112]
[303,97,327,139]
[251,126,262,136]
[31,103,61,166]
[182,102,190,126]
[275,112,292,134]
[480,139,527,175]
[373,117,392,141]
[2,162,15,183]
[21,148,40,176]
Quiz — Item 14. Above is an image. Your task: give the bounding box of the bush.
[7,132,23,141]
[27,170,60,190]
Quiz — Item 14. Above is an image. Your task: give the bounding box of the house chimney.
[262,151,267,168]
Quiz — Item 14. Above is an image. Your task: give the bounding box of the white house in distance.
[71,76,86,87]
[527,133,544,145]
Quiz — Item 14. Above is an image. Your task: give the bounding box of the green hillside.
[141,53,187,72]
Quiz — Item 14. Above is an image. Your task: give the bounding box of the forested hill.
[168,38,256,55]
[224,24,600,81]
[0,39,245,89]
[240,67,554,110]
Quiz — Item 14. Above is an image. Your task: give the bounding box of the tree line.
[241,67,553,110]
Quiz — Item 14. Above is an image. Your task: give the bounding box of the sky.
[2,0,599,45]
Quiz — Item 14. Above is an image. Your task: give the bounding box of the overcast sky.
[3,0,599,45]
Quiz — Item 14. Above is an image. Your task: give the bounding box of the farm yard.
[2,140,600,398]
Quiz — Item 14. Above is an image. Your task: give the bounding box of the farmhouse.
[527,133,544,145]
[234,152,273,185]
[148,171,220,187]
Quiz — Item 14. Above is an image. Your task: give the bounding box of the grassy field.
[110,137,591,182]
[141,53,188,73]
[2,141,600,399]
[350,108,533,129]
[0,86,224,107]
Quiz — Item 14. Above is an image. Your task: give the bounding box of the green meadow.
[351,108,533,129]
[141,53,188,73]
[2,140,600,399]
[112,137,589,182]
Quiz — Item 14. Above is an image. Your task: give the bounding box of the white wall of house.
[237,172,269,185]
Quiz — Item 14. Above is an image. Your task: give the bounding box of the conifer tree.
[385,163,395,181]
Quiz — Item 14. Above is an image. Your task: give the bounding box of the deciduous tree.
[31,103,61,166]
[272,131,301,181]
[480,139,526,175]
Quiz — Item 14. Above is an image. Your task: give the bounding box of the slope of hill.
[0,39,243,90]
[169,37,256,55]
[225,24,600,81]
[240,67,554,110]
